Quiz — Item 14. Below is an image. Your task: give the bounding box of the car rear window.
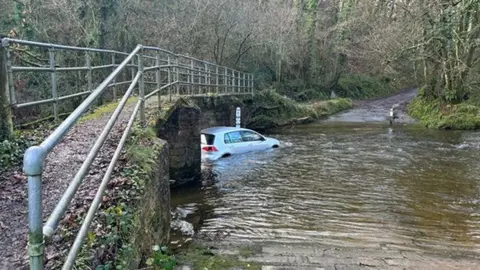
[201,133,215,145]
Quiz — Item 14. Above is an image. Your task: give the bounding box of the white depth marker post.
[236,107,241,128]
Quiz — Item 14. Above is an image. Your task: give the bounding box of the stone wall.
[188,95,250,129]
[156,99,202,187]
[155,96,255,187]
[130,138,171,267]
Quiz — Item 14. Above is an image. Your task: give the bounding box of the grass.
[408,97,480,130]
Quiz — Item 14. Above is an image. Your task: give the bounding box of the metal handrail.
[13,38,254,270]
[3,38,253,123]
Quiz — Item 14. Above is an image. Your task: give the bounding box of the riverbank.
[408,97,480,130]
[245,89,352,129]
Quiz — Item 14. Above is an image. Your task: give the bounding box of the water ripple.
[172,124,480,256]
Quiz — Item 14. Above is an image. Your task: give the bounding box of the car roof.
[201,126,250,134]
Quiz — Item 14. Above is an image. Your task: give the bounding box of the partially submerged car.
[201,127,280,161]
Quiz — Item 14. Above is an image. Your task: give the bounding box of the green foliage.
[126,126,158,174]
[294,89,330,102]
[145,245,176,270]
[408,98,480,130]
[255,89,312,118]
[177,245,260,270]
[309,98,353,118]
[76,125,165,269]
[246,89,351,129]
[0,134,35,170]
[337,73,393,99]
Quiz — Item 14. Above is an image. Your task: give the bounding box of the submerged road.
[172,89,480,270]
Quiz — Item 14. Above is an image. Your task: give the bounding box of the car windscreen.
[201,133,215,145]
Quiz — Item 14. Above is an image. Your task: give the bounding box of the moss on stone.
[408,97,480,130]
[177,244,261,270]
[78,98,136,123]
[246,89,352,129]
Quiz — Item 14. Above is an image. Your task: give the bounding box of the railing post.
[0,39,13,141]
[237,71,241,93]
[175,57,180,95]
[224,68,228,94]
[24,146,47,270]
[204,63,208,95]
[49,48,58,122]
[167,55,172,102]
[251,74,254,94]
[131,57,135,84]
[232,70,236,93]
[5,41,16,106]
[216,66,219,95]
[156,53,161,109]
[243,73,246,94]
[86,52,92,92]
[190,60,194,95]
[111,53,117,100]
[138,54,145,127]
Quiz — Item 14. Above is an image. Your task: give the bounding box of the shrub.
[408,98,480,130]
[337,73,392,99]
[0,135,34,170]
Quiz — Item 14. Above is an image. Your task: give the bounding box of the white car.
[201,127,280,161]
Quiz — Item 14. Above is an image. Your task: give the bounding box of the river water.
[171,121,480,258]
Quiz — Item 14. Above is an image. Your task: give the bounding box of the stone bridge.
[0,38,253,269]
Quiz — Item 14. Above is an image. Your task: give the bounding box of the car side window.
[224,131,243,144]
[240,131,263,142]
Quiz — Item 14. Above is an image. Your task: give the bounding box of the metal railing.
[3,38,254,270]
[1,38,253,124]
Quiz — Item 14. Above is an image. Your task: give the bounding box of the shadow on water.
[171,121,480,257]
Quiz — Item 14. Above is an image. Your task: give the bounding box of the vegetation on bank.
[246,89,352,129]
[175,244,260,270]
[409,97,480,130]
[44,123,173,270]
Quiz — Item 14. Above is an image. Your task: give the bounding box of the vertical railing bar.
[26,162,44,270]
[49,48,58,122]
[86,52,92,111]
[231,69,234,93]
[243,73,246,93]
[190,60,194,95]
[131,57,135,95]
[167,55,172,102]
[175,57,180,95]
[156,53,161,108]
[204,63,208,95]
[224,67,227,94]
[238,71,241,93]
[138,54,145,126]
[216,66,219,95]
[5,44,16,105]
[251,74,254,94]
[112,53,117,100]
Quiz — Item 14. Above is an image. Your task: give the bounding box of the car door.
[224,131,250,154]
[240,130,267,151]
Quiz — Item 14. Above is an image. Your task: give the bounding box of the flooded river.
[172,121,480,260]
